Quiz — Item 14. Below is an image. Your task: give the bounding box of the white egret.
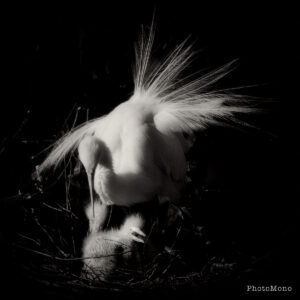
[38,28,255,217]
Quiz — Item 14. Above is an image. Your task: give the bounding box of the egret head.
[78,135,112,217]
[78,135,103,218]
[78,135,103,173]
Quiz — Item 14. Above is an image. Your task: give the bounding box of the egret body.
[38,29,255,212]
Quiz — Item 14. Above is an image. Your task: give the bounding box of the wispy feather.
[38,26,256,175]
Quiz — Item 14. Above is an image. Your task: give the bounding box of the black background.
[0,1,298,298]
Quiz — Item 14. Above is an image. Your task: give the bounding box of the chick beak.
[87,172,95,218]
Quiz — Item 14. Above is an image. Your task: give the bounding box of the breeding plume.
[38,28,254,214]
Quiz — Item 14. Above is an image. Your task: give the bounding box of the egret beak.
[87,172,95,218]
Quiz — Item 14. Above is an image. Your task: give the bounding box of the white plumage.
[82,210,145,278]
[38,27,254,212]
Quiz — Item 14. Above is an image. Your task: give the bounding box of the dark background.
[0,1,298,298]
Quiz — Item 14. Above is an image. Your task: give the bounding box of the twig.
[17,233,41,247]
[0,110,30,156]
[61,103,78,131]
[15,244,134,261]
[33,215,67,257]
[42,202,65,213]
[42,202,79,220]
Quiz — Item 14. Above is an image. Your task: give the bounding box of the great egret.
[38,28,255,217]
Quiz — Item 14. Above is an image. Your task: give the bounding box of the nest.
[4,161,250,299]
[0,109,278,298]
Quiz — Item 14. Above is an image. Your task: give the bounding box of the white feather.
[132,28,254,134]
[38,116,106,172]
[38,27,256,206]
[82,214,144,277]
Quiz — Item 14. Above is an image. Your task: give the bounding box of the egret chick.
[82,214,145,279]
